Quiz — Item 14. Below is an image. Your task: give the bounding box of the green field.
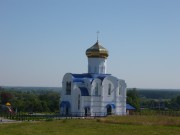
[0,116,180,135]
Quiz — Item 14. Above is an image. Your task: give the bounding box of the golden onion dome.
[86,41,109,59]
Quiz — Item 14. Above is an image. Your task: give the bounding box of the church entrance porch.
[106,104,115,115]
[60,101,71,115]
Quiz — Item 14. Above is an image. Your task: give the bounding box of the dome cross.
[96,31,100,41]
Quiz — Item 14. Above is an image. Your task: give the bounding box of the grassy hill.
[0,116,179,135]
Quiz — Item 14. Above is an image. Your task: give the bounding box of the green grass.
[0,116,180,135]
[98,115,180,126]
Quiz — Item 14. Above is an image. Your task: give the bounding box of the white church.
[60,40,127,116]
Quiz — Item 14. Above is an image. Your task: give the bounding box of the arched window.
[108,84,111,95]
[95,83,98,96]
[66,82,71,95]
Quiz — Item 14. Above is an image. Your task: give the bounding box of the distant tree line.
[1,86,180,114]
[0,87,60,113]
[127,88,180,111]
[138,89,180,99]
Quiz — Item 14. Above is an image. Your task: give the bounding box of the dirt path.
[0,117,21,124]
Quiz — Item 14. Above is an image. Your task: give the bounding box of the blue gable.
[79,87,89,96]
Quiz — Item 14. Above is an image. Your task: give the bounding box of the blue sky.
[0,0,180,89]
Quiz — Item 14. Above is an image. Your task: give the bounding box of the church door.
[85,108,88,116]
[65,107,69,115]
[107,106,112,115]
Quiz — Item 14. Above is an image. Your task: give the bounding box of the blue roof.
[71,73,110,82]
[106,104,116,109]
[71,73,92,78]
[73,78,84,83]
[126,104,135,110]
[79,87,89,96]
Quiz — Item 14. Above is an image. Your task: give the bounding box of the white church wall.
[90,79,103,114]
[71,86,79,113]
[119,79,127,97]
[83,97,91,107]
[80,96,84,113]
[118,79,127,115]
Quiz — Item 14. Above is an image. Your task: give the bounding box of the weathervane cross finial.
[96,31,100,41]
